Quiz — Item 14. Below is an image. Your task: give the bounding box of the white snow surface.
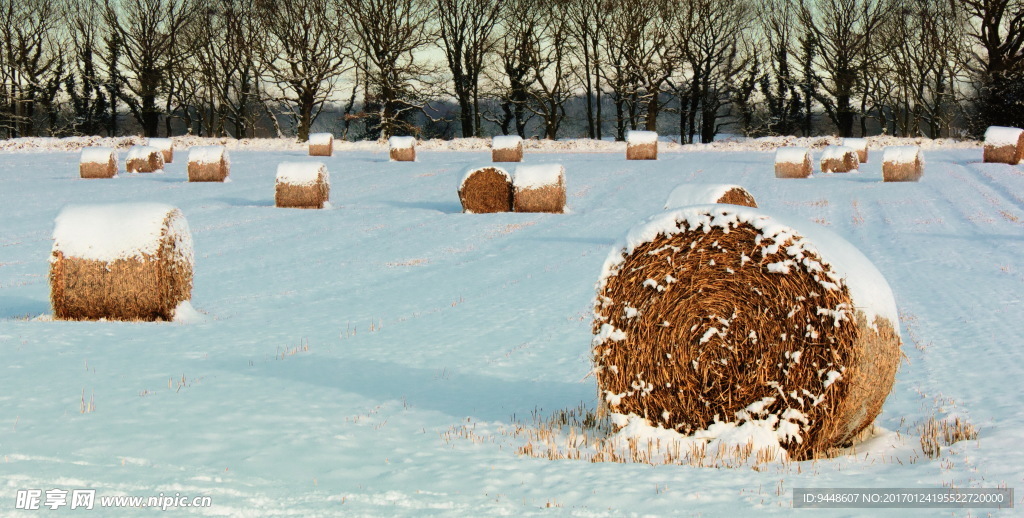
[389,136,416,149]
[663,183,747,210]
[842,138,868,151]
[188,145,228,165]
[126,145,161,161]
[983,126,1023,146]
[774,147,810,164]
[821,145,858,161]
[51,203,192,263]
[491,135,522,150]
[626,130,658,144]
[512,163,564,189]
[883,145,922,164]
[309,132,333,146]
[276,161,328,186]
[147,138,173,152]
[79,147,116,164]
[459,165,510,191]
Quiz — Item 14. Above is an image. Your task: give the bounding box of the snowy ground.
[1,139,1021,516]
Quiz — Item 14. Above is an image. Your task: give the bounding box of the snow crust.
[459,165,510,191]
[626,130,658,144]
[512,164,563,189]
[126,145,161,161]
[80,147,116,164]
[276,162,328,186]
[882,145,921,164]
[491,135,522,150]
[52,203,192,263]
[984,126,1023,147]
[188,145,228,165]
[821,145,857,160]
[309,133,333,146]
[147,138,172,151]
[842,138,868,152]
[774,147,810,164]
[663,183,746,210]
[389,136,416,149]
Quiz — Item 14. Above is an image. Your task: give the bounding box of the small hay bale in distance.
[79,147,118,179]
[512,164,566,213]
[882,146,924,182]
[775,147,813,178]
[842,138,869,163]
[49,203,193,321]
[492,135,524,162]
[309,132,334,157]
[983,126,1024,164]
[125,145,165,173]
[663,183,757,210]
[592,205,902,460]
[459,166,513,213]
[820,145,859,173]
[626,130,658,160]
[389,136,416,162]
[148,138,174,164]
[187,145,230,182]
[275,162,330,209]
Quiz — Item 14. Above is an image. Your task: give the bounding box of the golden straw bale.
[187,146,230,182]
[842,138,869,163]
[148,138,174,163]
[983,126,1024,164]
[512,164,566,213]
[774,147,812,178]
[389,136,417,161]
[626,130,658,160]
[125,146,165,173]
[492,135,524,162]
[275,162,330,209]
[820,146,859,173]
[309,133,334,156]
[459,166,513,213]
[79,148,118,179]
[882,146,924,182]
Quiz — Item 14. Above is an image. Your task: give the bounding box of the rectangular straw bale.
[882,146,924,182]
[983,126,1024,164]
[774,147,812,178]
[79,148,118,179]
[492,135,524,162]
[275,162,330,209]
[187,146,230,182]
[309,132,334,156]
[626,130,658,160]
[512,164,566,213]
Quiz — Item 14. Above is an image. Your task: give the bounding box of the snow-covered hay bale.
[820,145,859,173]
[309,132,333,157]
[882,146,924,183]
[592,205,901,460]
[187,145,230,182]
[774,147,813,178]
[389,136,417,162]
[125,146,164,173]
[148,138,174,164]
[492,135,523,162]
[626,130,658,160]
[79,147,118,179]
[983,126,1024,164]
[275,162,330,209]
[664,183,757,210]
[459,166,513,213]
[512,164,566,213]
[49,203,193,321]
[842,138,868,163]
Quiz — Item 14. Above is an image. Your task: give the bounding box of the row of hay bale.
[80,145,230,182]
[774,144,923,182]
[458,164,566,213]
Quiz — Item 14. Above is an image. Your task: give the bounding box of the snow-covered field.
[1,138,1021,516]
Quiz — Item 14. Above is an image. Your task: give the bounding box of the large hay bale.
[309,132,334,156]
[148,138,174,164]
[275,162,330,209]
[389,136,416,162]
[592,205,901,460]
[983,126,1024,164]
[512,164,566,213]
[50,203,193,321]
[492,135,524,162]
[664,183,757,210]
[774,147,813,178]
[79,147,118,179]
[187,145,230,182]
[125,145,165,173]
[820,145,859,173]
[842,138,868,164]
[459,166,513,213]
[882,146,924,182]
[626,130,658,160]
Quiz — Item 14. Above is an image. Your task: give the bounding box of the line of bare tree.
[0,0,1021,141]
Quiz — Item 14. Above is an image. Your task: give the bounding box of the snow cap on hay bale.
[125,145,164,173]
[492,135,523,162]
[459,165,513,213]
[512,164,566,213]
[983,126,1024,164]
[842,138,868,163]
[309,132,334,157]
[187,145,230,182]
[389,136,417,161]
[774,147,813,179]
[626,130,658,160]
[50,203,193,321]
[882,146,924,182]
[664,183,757,210]
[820,145,859,173]
[592,205,901,460]
[275,162,330,209]
[147,138,174,164]
[79,147,118,179]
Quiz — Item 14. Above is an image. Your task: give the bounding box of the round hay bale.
[125,145,165,173]
[592,205,901,460]
[276,162,330,209]
[459,166,513,213]
[80,147,118,179]
[820,145,859,173]
[492,135,524,162]
[148,138,174,164]
[774,147,812,179]
[842,138,869,164]
[309,132,334,156]
[882,146,924,182]
[512,164,566,213]
[626,130,658,160]
[389,136,417,162]
[187,145,230,182]
[664,183,757,210]
[50,203,193,321]
[983,126,1024,164]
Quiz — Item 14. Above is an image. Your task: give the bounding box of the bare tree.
[65,0,111,136]
[521,0,577,139]
[435,0,501,137]
[485,0,540,137]
[749,0,806,135]
[566,0,611,139]
[961,0,1024,131]
[0,0,64,137]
